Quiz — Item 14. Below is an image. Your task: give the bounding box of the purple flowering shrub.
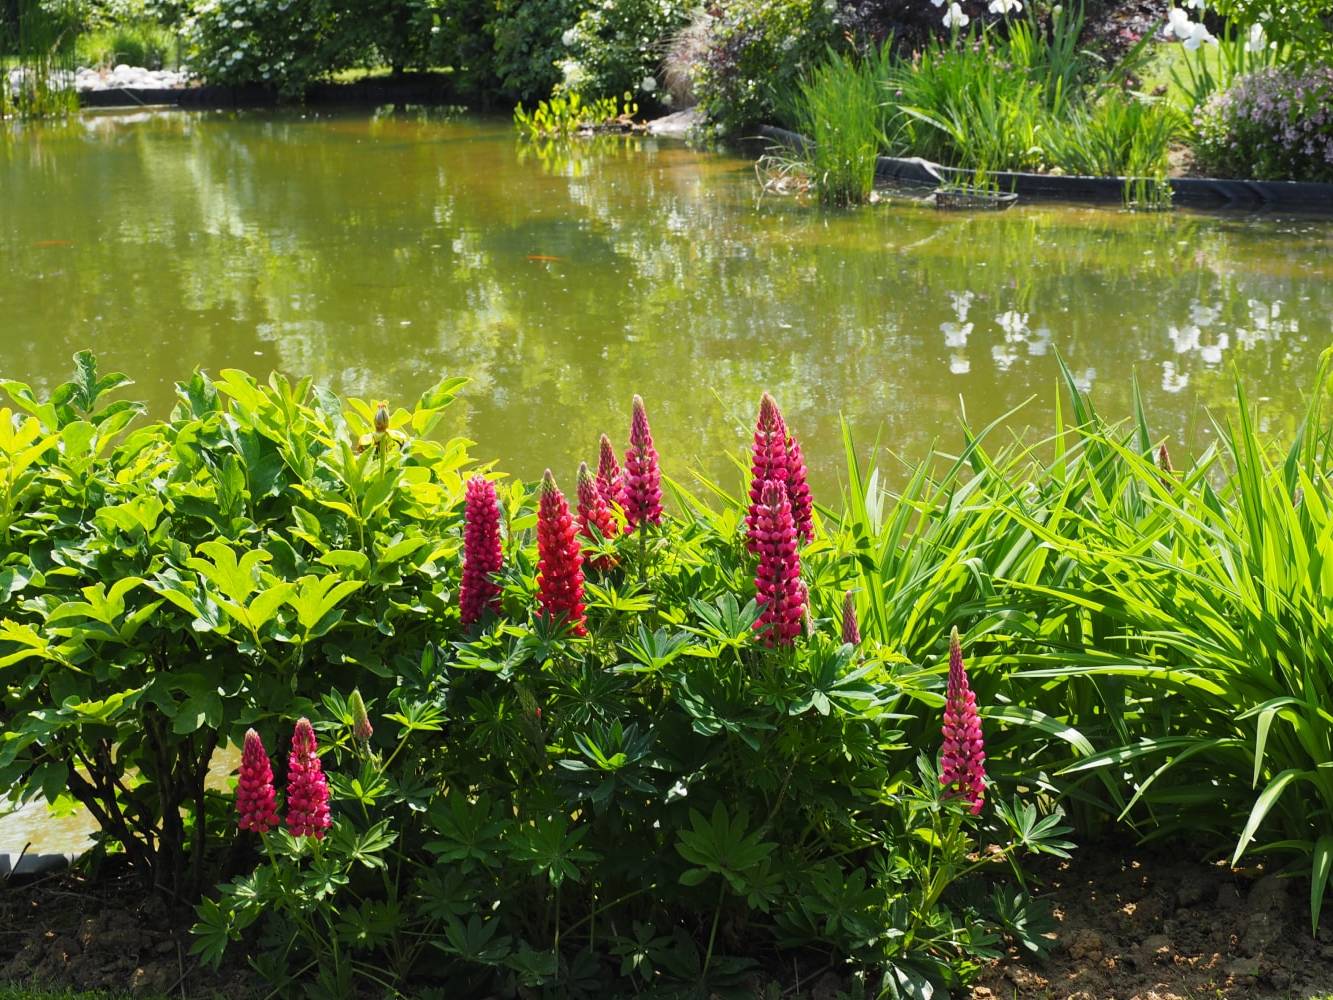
[1194,66,1333,182]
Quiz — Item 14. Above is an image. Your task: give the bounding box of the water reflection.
[2,109,1331,498]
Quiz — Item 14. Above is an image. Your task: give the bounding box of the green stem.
[702,880,726,980]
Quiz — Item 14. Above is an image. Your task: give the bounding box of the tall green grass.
[6,0,79,119]
[801,349,1333,927]
[786,42,895,205]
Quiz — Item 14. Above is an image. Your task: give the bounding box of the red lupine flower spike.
[286,718,332,839]
[841,590,860,645]
[785,432,813,544]
[597,433,628,512]
[940,627,986,815]
[460,474,504,626]
[577,461,619,572]
[747,393,789,553]
[752,480,807,647]
[623,396,663,532]
[236,728,279,834]
[537,470,588,636]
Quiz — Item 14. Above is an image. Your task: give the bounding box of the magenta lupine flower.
[785,432,813,544]
[1158,442,1173,475]
[940,627,986,815]
[577,461,619,572]
[460,474,503,626]
[537,470,587,637]
[841,590,860,645]
[623,395,663,532]
[746,393,788,553]
[597,433,627,511]
[286,718,332,839]
[752,480,807,647]
[236,728,279,834]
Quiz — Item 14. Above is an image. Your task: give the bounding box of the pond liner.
[0,850,75,883]
[758,125,1333,212]
[78,72,465,111]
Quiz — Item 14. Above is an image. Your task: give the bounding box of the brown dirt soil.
[0,867,258,997]
[973,847,1333,1000]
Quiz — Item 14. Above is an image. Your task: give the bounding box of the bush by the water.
[1194,65,1333,182]
[558,0,690,108]
[4,350,1333,992]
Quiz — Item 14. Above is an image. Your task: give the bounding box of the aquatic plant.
[286,718,332,840]
[460,474,504,626]
[536,469,587,635]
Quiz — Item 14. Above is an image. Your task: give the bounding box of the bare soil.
[974,847,1333,1000]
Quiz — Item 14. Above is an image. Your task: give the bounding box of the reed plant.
[8,0,79,119]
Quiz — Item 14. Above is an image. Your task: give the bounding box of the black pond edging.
[0,851,75,883]
[80,72,464,110]
[759,124,1333,212]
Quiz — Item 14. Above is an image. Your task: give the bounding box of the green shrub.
[694,0,843,133]
[559,0,691,105]
[76,22,173,68]
[1194,65,1333,182]
[486,0,587,102]
[0,354,471,897]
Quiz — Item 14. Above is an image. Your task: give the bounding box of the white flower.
[943,2,969,27]
[229,18,244,28]
[1245,22,1266,51]
[931,0,946,10]
[1182,20,1215,48]
[1167,7,1192,39]
[1184,0,1205,9]
[561,27,579,47]
[988,0,1022,14]
[559,59,586,88]
[641,75,657,93]
[661,93,674,107]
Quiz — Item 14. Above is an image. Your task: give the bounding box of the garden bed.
[759,125,1333,211]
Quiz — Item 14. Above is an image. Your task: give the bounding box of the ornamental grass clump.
[236,729,279,834]
[623,395,662,532]
[1195,66,1333,182]
[460,474,504,626]
[940,628,986,815]
[752,480,807,647]
[286,718,332,840]
[536,469,587,636]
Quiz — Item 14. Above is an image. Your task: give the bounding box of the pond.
[3,107,1330,503]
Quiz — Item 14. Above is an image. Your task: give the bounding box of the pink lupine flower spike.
[940,627,986,815]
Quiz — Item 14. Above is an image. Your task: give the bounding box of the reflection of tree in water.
[2,110,1331,493]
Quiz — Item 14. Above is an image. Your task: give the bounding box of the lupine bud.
[752,480,807,647]
[623,396,663,532]
[1158,442,1173,473]
[537,470,587,636]
[747,393,789,553]
[597,433,628,511]
[785,433,814,544]
[460,474,504,626]
[286,718,332,839]
[374,401,390,435]
[841,590,860,645]
[348,689,372,744]
[577,461,619,571]
[940,627,986,815]
[236,728,279,834]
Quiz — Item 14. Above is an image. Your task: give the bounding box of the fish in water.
[32,240,74,248]
[526,254,563,262]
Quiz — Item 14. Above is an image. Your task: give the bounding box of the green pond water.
[1,106,1331,854]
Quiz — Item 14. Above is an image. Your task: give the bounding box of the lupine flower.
[348,689,372,744]
[841,590,860,645]
[940,627,986,815]
[1158,442,1174,474]
[623,396,663,532]
[747,393,789,553]
[597,433,627,511]
[752,480,807,647]
[374,401,390,435]
[537,470,587,636]
[577,461,619,571]
[785,432,813,544]
[286,718,332,839]
[460,475,504,626]
[236,728,279,834]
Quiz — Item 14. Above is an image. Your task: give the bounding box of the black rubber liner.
[759,124,1333,212]
[79,72,466,110]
